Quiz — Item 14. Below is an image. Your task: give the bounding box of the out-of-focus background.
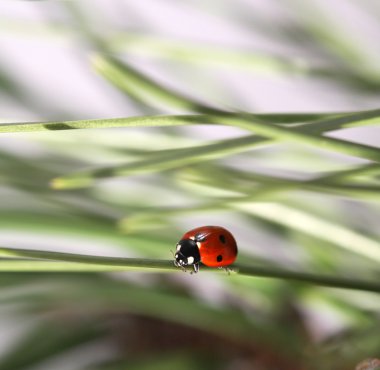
[0,1,380,369]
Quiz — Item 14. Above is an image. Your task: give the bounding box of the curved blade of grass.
[90,50,380,134]
[235,202,380,263]
[109,33,320,74]
[182,165,380,200]
[319,162,380,183]
[91,54,217,113]
[52,109,380,189]
[0,248,380,293]
[211,114,380,162]
[192,161,380,202]
[50,134,265,189]
[296,109,380,135]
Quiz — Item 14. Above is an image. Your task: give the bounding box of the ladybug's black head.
[174,238,201,270]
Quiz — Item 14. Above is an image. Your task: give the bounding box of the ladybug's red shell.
[181,226,237,267]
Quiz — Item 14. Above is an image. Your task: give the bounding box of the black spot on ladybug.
[219,234,226,244]
[216,255,223,262]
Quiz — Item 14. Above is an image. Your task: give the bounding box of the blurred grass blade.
[51,134,265,189]
[296,109,380,134]
[318,162,380,182]
[91,54,215,113]
[39,277,306,357]
[1,17,376,86]
[182,165,380,200]
[213,114,380,162]
[109,33,317,74]
[236,202,380,263]
[288,0,380,83]
[52,109,380,188]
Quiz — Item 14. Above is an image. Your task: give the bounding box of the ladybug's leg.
[174,260,188,272]
[218,266,234,275]
[192,263,200,274]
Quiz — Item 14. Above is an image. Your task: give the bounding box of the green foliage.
[1,1,380,370]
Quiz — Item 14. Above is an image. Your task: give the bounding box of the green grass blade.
[296,109,380,134]
[0,248,379,293]
[0,115,192,133]
[213,114,380,162]
[182,164,380,200]
[236,202,380,263]
[0,259,170,272]
[0,108,378,135]
[288,0,380,82]
[318,162,380,182]
[91,54,215,113]
[0,248,172,270]
[50,134,265,189]
[52,109,380,188]
[0,112,334,134]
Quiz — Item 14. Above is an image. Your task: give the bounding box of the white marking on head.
[175,254,178,259]
[196,242,202,249]
[176,244,181,251]
[187,256,194,264]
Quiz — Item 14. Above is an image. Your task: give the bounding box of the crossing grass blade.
[0,106,378,136]
[51,109,380,189]
[213,114,380,162]
[91,54,216,113]
[178,164,380,200]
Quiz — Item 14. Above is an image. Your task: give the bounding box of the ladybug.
[174,226,238,273]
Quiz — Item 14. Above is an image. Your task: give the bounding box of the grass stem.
[0,247,379,293]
